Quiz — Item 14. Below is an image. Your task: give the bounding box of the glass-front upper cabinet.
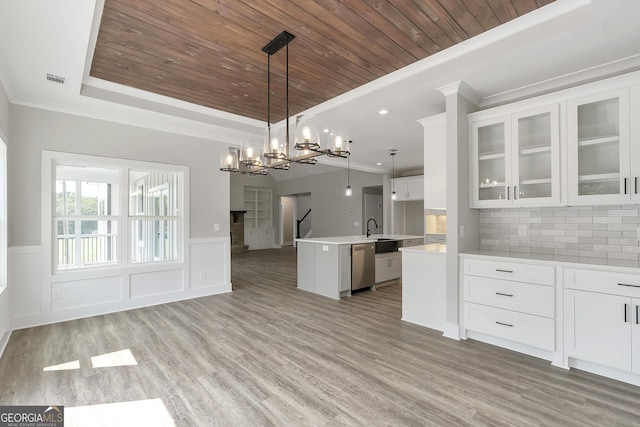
[472,117,511,206]
[567,89,631,204]
[512,105,560,206]
[471,105,560,208]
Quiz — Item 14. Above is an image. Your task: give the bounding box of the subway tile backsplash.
[479,206,640,260]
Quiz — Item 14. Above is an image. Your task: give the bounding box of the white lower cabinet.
[565,290,633,372]
[245,227,273,250]
[564,267,640,374]
[462,257,556,352]
[460,255,640,386]
[464,303,555,351]
[375,252,401,283]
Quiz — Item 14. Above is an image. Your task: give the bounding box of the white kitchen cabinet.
[462,257,556,351]
[375,252,401,284]
[392,176,424,201]
[564,267,640,374]
[339,245,352,293]
[567,88,633,204]
[470,104,560,208]
[419,113,446,209]
[565,290,632,372]
[245,227,273,250]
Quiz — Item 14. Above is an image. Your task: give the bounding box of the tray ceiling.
[90,0,553,123]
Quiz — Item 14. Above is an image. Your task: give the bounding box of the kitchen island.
[296,235,423,300]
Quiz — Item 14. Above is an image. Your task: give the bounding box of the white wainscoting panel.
[9,246,42,322]
[52,275,123,311]
[130,269,184,299]
[189,237,230,289]
[0,287,10,360]
[9,239,231,329]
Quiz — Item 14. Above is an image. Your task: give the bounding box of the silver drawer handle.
[618,283,640,288]
[496,269,513,273]
[496,321,513,327]
[496,292,514,297]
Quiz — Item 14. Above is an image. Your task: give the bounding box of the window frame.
[42,151,189,276]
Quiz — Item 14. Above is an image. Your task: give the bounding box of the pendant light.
[345,143,352,196]
[219,30,351,175]
[391,151,397,200]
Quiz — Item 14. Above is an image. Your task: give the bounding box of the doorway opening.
[279,193,311,247]
[363,186,383,236]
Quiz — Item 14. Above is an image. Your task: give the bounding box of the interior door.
[364,193,382,235]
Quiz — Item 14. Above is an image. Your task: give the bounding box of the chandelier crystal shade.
[220,31,350,175]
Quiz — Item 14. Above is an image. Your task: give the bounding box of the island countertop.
[400,243,446,255]
[295,234,423,245]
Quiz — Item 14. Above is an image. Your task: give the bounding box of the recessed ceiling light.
[376,162,382,166]
[378,109,389,115]
[322,128,330,133]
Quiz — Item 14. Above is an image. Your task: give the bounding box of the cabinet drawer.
[565,268,640,298]
[464,258,555,286]
[464,275,554,318]
[464,302,554,351]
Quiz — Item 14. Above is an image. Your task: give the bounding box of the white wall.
[276,169,383,237]
[0,81,10,355]
[8,105,232,328]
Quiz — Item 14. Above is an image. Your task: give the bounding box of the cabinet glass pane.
[577,98,620,196]
[517,112,552,199]
[477,123,506,201]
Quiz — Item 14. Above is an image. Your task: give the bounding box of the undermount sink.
[374,239,399,253]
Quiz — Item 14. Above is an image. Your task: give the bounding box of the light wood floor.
[1,247,640,426]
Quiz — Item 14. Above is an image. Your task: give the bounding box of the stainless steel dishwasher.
[351,243,375,292]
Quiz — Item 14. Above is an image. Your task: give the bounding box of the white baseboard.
[442,322,461,340]
[0,329,11,360]
[569,358,640,387]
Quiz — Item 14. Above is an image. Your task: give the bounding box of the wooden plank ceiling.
[91,0,554,123]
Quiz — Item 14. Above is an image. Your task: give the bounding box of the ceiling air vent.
[46,73,66,85]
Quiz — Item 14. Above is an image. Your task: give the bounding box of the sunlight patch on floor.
[65,398,175,427]
[91,348,138,368]
[43,348,138,371]
[43,360,80,371]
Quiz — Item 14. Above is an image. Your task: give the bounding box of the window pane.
[56,180,76,216]
[131,219,179,263]
[81,181,114,215]
[129,170,181,216]
[56,165,120,215]
[56,220,118,269]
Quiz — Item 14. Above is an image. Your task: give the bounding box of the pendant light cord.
[285,42,289,156]
[267,54,271,143]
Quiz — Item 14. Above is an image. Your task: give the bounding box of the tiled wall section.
[479,206,640,260]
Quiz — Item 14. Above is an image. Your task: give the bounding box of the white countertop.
[296,234,423,245]
[400,243,446,254]
[460,249,640,271]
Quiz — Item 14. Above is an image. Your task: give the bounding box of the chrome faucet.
[366,218,379,237]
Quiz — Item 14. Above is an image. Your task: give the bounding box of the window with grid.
[55,165,119,269]
[129,170,182,264]
[53,158,184,271]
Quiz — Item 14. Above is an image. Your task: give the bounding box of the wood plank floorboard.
[1,246,640,426]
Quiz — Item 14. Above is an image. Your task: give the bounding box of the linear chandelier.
[220,31,350,175]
